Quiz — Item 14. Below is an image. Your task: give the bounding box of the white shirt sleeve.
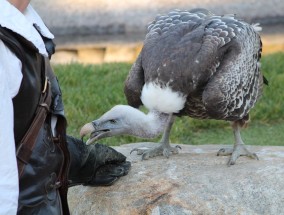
[0,40,23,215]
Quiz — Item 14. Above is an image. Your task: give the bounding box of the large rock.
[68,143,284,215]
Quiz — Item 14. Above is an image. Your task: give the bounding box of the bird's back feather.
[124,8,265,121]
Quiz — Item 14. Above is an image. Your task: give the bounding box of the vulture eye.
[109,119,117,124]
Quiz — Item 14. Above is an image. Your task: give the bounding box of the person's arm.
[0,40,23,215]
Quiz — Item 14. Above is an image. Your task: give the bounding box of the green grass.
[53,52,284,146]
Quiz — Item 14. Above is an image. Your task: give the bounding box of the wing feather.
[127,8,265,120]
[124,53,144,108]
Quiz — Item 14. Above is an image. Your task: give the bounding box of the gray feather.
[125,8,265,121]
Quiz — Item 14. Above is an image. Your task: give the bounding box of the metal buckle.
[42,76,48,93]
[50,181,62,189]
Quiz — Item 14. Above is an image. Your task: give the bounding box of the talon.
[227,159,235,166]
[217,148,225,156]
[219,144,258,166]
[227,155,238,166]
[217,148,233,156]
[130,148,138,154]
[175,145,182,150]
[130,143,179,160]
[141,153,149,160]
[130,147,150,155]
[217,149,222,156]
[163,149,170,158]
[249,153,259,160]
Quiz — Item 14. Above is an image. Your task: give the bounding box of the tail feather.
[263,75,269,86]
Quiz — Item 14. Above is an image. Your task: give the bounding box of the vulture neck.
[131,109,169,139]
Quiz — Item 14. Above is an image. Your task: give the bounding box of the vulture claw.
[130,147,150,155]
[175,145,182,150]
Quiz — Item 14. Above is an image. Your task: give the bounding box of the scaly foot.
[217,144,259,166]
[130,143,181,160]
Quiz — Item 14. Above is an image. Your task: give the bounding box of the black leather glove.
[67,135,131,187]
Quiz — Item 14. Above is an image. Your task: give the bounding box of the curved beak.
[80,121,113,145]
[80,122,94,138]
[80,122,96,145]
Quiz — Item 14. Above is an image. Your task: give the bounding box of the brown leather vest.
[0,27,70,215]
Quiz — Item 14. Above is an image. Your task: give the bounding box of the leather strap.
[16,77,52,177]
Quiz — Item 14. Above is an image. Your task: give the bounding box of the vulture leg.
[217,121,259,165]
[130,114,181,160]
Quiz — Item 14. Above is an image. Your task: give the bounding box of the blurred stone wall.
[31,0,284,64]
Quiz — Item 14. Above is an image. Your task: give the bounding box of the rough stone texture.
[68,143,284,215]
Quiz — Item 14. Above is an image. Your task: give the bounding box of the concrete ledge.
[51,33,284,64]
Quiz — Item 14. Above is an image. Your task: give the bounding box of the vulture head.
[80,105,167,145]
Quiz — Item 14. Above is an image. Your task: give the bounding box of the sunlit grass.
[53,52,284,146]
